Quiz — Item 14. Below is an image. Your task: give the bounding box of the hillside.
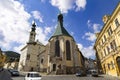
[3,51,20,62]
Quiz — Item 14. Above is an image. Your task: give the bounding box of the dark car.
[8,69,19,76]
[75,70,86,77]
[88,69,98,77]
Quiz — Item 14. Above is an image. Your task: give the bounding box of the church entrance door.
[53,64,56,71]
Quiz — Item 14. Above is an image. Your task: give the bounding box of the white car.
[25,72,42,80]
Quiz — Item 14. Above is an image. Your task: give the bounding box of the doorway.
[53,64,56,71]
[116,57,120,75]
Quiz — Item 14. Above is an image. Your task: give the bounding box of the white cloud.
[84,32,96,42]
[13,44,25,53]
[75,0,86,11]
[0,0,53,53]
[44,27,52,34]
[77,43,83,50]
[87,20,102,33]
[50,0,86,13]
[77,43,95,59]
[80,20,101,58]
[93,24,101,33]
[31,11,43,23]
[87,20,92,27]
[36,25,54,45]
[0,0,31,52]
[84,20,102,42]
[50,0,74,13]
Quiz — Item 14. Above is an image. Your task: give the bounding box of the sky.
[0,0,119,59]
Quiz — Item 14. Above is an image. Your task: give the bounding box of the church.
[18,13,85,74]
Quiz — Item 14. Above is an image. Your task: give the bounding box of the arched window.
[55,40,60,57]
[41,58,44,64]
[66,40,71,60]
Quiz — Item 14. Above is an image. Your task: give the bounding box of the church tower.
[28,21,36,43]
[18,21,43,72]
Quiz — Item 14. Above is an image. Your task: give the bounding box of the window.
[115,18,120,27]
[100,52,103,59]
[66,40,71,60]
[107,46,110,54]
[104,35,107,41]
[103,64,106,73]
[41,58,44,64]
[111,61,114,69]
[110,40,117,51]
[108,63,110,70]
[27,54,30,60]
[112,40,117,50]
[55,40,60,57]
[104,49,107,56]
[110,42,113,52]
[107,27,112,36]
[102,39,104,44]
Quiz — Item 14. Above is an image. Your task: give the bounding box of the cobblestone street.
[41,75,120,80]
[12,75,120,80]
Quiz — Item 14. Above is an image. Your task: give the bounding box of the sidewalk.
[100,74,120,80]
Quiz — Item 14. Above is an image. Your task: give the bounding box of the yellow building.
[94,2,120,76]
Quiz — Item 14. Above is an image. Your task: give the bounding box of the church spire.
[28,21,36,43]
[31,21,36,32]
[58,13,63,27]
[50,13,71,38]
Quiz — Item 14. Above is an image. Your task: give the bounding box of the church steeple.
[28,21,36,43]
[58,13,63,27]
[31,21,36,32]
[51,13,71,38]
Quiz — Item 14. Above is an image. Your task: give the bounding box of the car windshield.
[27,73,41,77]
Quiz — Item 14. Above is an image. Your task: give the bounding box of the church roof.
[51,14,71,37]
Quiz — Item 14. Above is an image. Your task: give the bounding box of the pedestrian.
[0,48,12,80]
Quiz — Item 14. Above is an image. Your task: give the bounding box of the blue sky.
[0,0,119,59]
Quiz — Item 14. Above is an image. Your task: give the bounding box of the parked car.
[8,69,19,76]
[89,69,98,77]
[25,72,42,80]
[75,70,86,77]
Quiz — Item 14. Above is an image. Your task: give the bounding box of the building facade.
[84,58,97,71]
[94,2,120,76]
[18,14,85,74]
